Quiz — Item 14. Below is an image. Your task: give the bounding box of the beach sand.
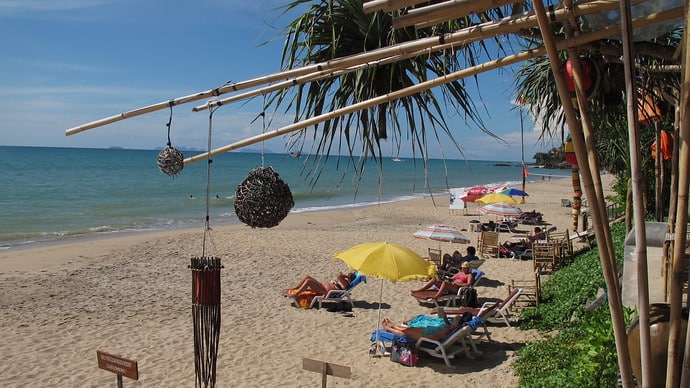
[0,174,614,387]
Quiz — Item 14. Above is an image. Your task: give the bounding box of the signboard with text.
[96,350,139,381]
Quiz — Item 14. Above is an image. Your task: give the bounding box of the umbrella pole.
[373,279,385,357]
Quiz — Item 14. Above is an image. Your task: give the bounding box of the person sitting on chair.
[411,262,474,297]
[450,262,474,287]
[439,253,454,271]
[381,316,463,341]
[460,246,478,263]
[481,220,496,231]
[530,227,546,243]
[285,272,355,296]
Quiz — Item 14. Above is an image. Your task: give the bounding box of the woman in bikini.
[410,261,474,298]
[285,272,355,296]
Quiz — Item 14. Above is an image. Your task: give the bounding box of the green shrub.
[514,223,628,387]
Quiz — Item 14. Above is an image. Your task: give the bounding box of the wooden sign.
[96,350,139,381]
[302,357,351,388]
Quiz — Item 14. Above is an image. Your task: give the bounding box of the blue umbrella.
[501,188,529,197]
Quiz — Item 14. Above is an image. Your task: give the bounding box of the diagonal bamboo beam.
[532,0,634,386]
[670,0,690,384]
[182,6,683,164]
[667,0,690,387]
[616,0,652,384]
[65,0,634,136]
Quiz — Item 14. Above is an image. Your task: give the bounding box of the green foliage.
[514,307,621,387]
[520,224,625,331]
[533,147,565,168]
[514,223,628,387]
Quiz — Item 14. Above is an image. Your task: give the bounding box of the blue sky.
[0,0,560,162]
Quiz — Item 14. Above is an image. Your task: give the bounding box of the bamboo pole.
[193,0,639,112]
[183,6,683,165]
[66,0,645,136]
[670,1,690,384]
[617,0,652,385]
[392,0,522,29]
[532,0,634,386]
[363,0,427,13]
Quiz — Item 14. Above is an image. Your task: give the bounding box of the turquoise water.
[0,146,565,249]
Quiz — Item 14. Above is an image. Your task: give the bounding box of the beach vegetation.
[514,223,628,387]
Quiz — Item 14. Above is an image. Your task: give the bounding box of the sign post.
[302,358,351,388]
[96,350,139,387]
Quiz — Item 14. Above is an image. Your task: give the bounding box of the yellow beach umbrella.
[475,192,518,205]
[333,242,436,356]
[333,241,436,283]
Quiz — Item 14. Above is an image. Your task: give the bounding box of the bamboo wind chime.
[190,106,223,388]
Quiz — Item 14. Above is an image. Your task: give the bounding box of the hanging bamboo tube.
[670,2,690,385]
[193,0,641,113]
[183,6,683,165]
[65,0,647,136]
[616,0,653,384]
[532,0,634,386]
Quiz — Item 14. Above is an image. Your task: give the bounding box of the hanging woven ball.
[234,166,294,228]
[157,146,184,177]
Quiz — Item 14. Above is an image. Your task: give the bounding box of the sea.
[0,146,566,250]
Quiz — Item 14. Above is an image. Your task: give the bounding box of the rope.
[202,105,219,256]
[166,100,174,146]
[249,95,267,167]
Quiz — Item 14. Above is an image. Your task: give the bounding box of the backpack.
[457,288,478,307]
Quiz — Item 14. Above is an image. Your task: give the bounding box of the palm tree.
[265,0,513,180]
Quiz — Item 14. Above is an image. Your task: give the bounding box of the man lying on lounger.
[381,316,464,341]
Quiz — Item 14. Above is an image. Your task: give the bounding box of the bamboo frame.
[194,0,626,112]
[182,6,683,165]
[531,0,634,386]
[66,0,639,136]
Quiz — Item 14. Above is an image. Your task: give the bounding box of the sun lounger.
[411,269,484,307]
[370,323,481,367]
[432,288,522,327]
[287,272,367,309]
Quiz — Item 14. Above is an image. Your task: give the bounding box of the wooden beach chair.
[478,231,500,258]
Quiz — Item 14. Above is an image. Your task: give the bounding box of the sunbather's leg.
[410,278,442,293]
[293,277,328,295]
[382,318,424,340]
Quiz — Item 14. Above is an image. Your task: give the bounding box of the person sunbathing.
[410,263,473,298]
[285,272,355,296]
[381,316,463,341]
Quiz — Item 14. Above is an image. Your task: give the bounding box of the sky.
[0,0,561,162]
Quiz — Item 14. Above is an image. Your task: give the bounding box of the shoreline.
[1,176,570,253]
[0,174,613,386]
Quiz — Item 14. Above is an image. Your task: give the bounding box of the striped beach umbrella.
[478,202,523,217]
[413,224,471,245]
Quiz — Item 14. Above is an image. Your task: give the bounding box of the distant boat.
[391,157,405,162]
[289,151,301,158]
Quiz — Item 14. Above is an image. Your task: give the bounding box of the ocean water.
[0,146,566,249]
